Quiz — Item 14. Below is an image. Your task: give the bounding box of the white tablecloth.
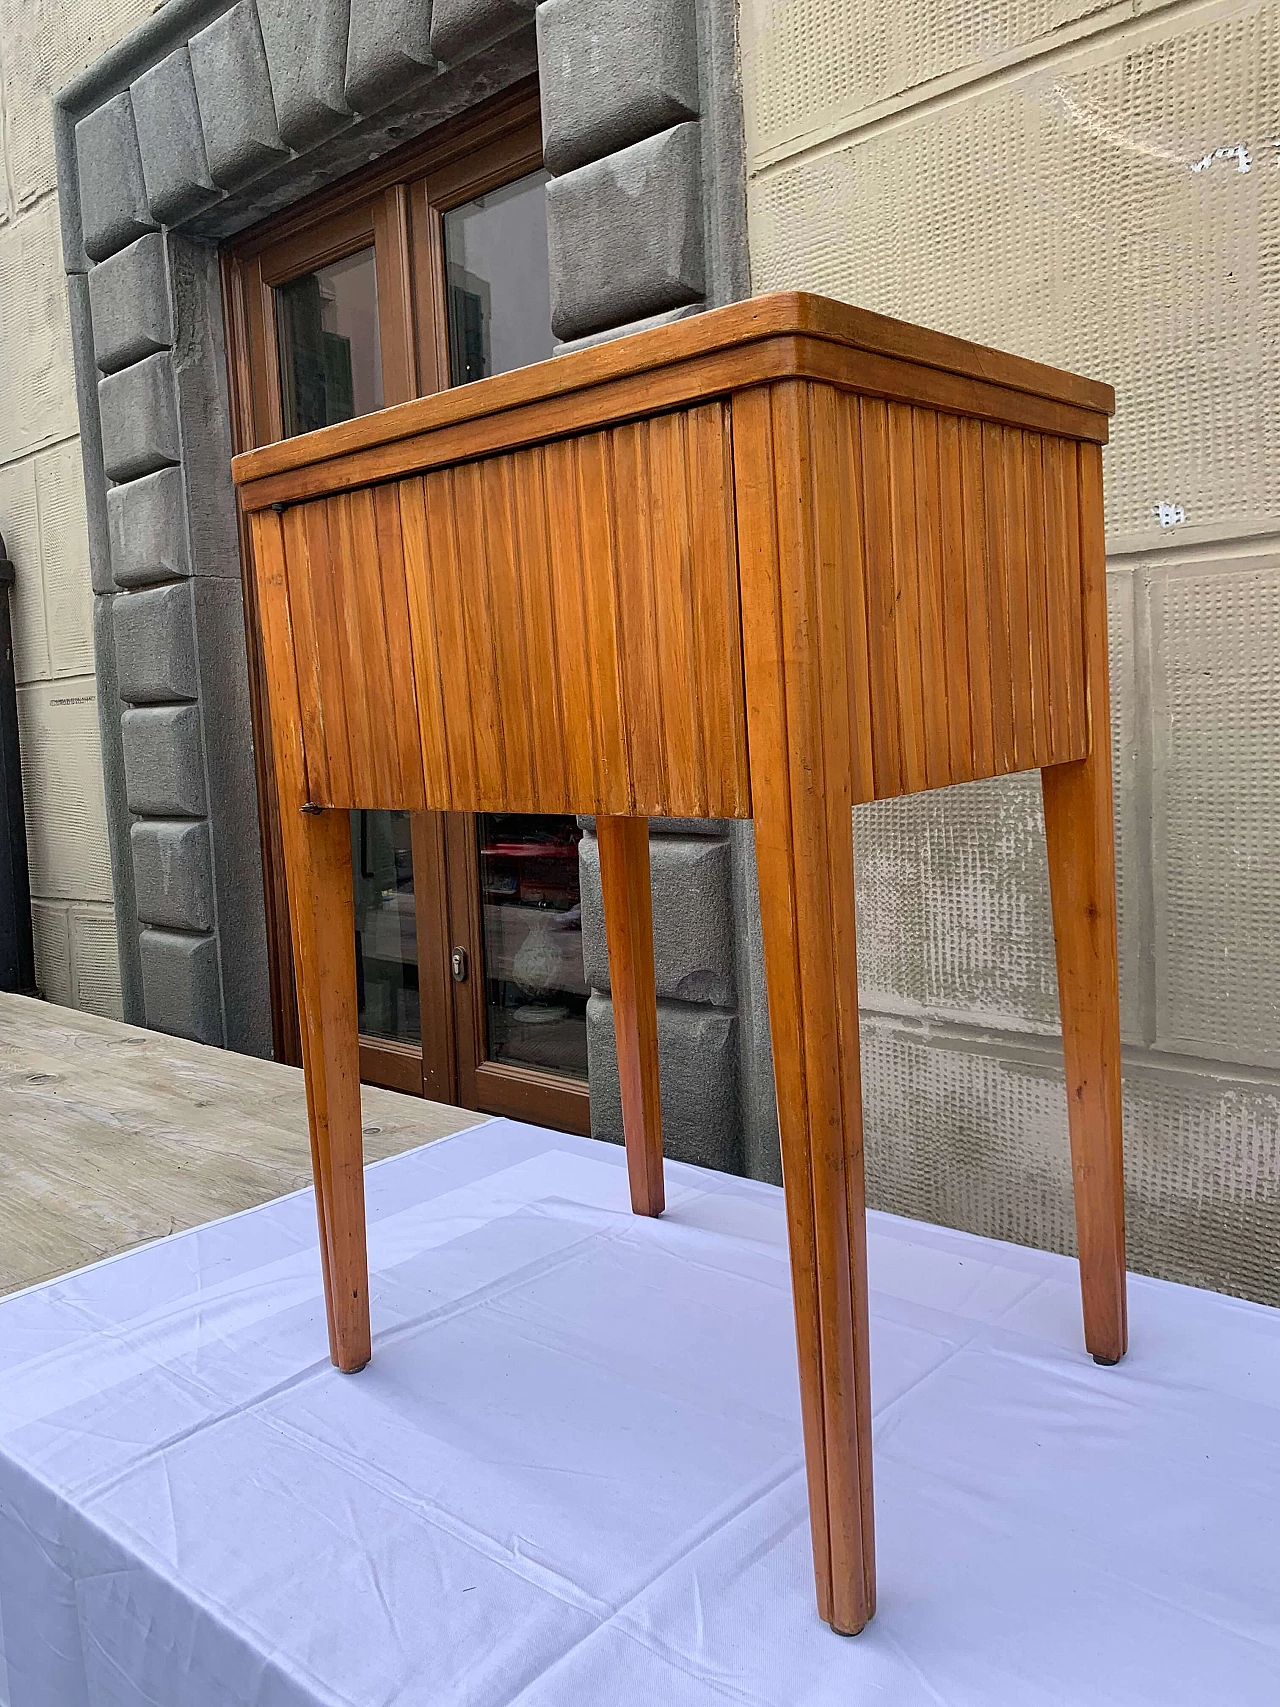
[1,1118,1277,1705]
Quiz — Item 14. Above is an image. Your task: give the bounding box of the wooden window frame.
[222,79,590,1135]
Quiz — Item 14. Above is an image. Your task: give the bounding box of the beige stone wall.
[0,0,158,1015]
[741,0,1280,1298]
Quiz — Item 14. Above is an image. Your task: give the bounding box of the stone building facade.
[0,0,1274,1304]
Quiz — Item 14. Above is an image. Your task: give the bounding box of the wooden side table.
[233,293,1125,1635]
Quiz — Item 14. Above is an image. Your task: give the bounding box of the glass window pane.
[276,246,383,437]
[443,170,554,386]
[479,814,587,1079]
[352,810,419,1046]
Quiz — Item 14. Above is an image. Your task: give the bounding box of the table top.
[0,992,484,1297]
[232,291,1115,512]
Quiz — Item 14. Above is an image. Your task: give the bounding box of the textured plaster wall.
[740,0,1280,1301]
[0,0,157,1016]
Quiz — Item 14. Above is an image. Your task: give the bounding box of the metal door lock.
[451,946,469,982]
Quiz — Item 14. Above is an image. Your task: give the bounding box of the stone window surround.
[53,0,778,1178]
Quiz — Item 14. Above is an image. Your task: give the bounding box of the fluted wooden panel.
[398,401,749,817]
[274,384,1088,817]
[783,386,1091,805]
[279,490,426,810]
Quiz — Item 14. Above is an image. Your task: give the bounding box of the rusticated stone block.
[257,0,352,150]
[538,0,698,176]
[88,234,172,376]
[140,927,223,1044]
[555,304,700,355]
[132,819,215,933]
[121,704,207,817]
[587,993,739,1172]
[546,122,704,341]
[108,467,190,588]
[76,93,156,263]
[189,0,289,190]
[345,0,435,112]
[579,832,734,1007]
[113,583,198,705]
[431,0,535,65]
[131,48,221,225]
[99,354,180,485]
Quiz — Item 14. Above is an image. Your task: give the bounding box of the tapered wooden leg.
[281,804,371,1373]
[251,507,370,1374]
[1043,758,1127,1363]
[596,815,664,1217]
[734,382,875,1634]
[753,808,876,1635]
[1041,446,1127,1366]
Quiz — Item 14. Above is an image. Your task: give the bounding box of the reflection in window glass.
[478,815,587,1080]
[352,810,420,1046]
[276,246,383,437]
[443,170,554,386]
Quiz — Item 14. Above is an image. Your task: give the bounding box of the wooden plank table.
[233,291,1125,1635]
[0,993,485,1296]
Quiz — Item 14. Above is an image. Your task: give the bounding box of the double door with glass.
[225,89,589,1133]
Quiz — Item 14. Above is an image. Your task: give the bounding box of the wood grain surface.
[254,509,371,1371]
[1041,441,1128,1365]
[0,996,484,1299]
[234,290,1113,502]
[733,380,877,1635]
[265,386,1090,822]
[299,402,755,818]
[596,816,665,1218]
